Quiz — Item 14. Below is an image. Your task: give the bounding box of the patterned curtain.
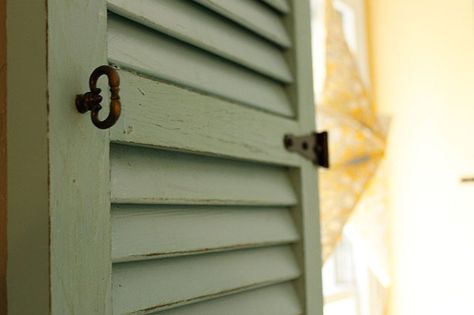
[317,0,390,288]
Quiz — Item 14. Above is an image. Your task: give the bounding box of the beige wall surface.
[0,0,6,312]
[366,0,474,314]
[7,0,49,313]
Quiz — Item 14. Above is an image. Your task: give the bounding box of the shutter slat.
[112,205,298,263]
[106,1,314,314]
[110,70,300,166]
[108,14,293,117]
[107,0,292,83]
[112,246,300,314]
[110,145,297,206]
[260,0,290,14]
[193,0,291,48]
[155,283,301,315]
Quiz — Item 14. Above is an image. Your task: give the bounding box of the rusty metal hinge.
[284,131,329,168]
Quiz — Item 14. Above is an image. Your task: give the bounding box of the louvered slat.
[193,0,291,48]
[107,0,292,83]
[154,283,301,315]
[112,246,300,314]
[111,70,299,166]
[107,1,308,314]
[112,205,298,263]
[108,14,293,117]
[111,144,297,206]
[260,0,290,14]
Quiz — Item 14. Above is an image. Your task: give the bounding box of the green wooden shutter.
[105,1,323,313]
[41,0,323,314]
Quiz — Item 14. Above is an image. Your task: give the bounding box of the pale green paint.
[194,0,291,47]
[287,1,325,314]
[261,0,290,13]
[156,283,301,315]
[112,205,298,262]
[111,70,300,166]
[7,0,322,314]
[8,0,113,314]
[108,15,293,117]
[110,144,297,206]
[108,0,292,83]
[48,0,112,314]
[113,246,300,314]
[292,163,324,315]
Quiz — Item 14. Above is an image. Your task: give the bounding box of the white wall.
[366,0,474,314]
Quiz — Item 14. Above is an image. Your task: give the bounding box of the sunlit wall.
[365,0,474,314]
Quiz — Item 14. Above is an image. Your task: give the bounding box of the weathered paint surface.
[48,0,112,314]
[7,1,322,314]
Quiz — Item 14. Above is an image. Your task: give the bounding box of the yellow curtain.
[317,0,389,288]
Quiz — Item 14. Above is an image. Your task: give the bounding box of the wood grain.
[194,0,291,47]
[110,144,297,206]
[107,0,292,83]
[110,70,300,166]
[287,1,325,314]
[48,0,112,313]
[112,205,298,262]
[154,283,301,315]
[6,1,322,315]
[107,14,293,117]
[260,0,290,13]
[112,246,300,314]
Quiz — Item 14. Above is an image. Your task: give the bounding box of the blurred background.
[311,0,474,314]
